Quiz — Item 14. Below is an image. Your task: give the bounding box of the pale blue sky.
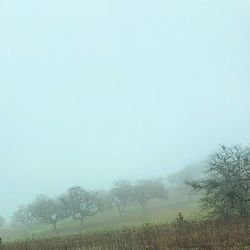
[0,0,250,217]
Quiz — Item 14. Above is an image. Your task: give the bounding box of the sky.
[0,0,250,218]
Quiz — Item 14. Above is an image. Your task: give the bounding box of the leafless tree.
[133,179,168,208]
[11,205,36,227]
[29,195,65,231]
[189,144,250,218]
[66,186,103,225]
[110,180,133,216]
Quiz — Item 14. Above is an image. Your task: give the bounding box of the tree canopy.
[189,145,250,218]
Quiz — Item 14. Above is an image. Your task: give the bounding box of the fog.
[0,0,249,218]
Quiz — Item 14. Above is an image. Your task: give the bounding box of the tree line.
[1,143,249,229]
[11,179,168,230]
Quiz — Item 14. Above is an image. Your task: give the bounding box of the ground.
[0,188,201,241]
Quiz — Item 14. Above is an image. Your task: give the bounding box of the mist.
[0,0,250,219]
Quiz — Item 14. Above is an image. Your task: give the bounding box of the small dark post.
[0,237,2,246]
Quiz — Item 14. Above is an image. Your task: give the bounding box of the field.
[0,189,200,240]
[1,216,250,249]
[1,189,249,249]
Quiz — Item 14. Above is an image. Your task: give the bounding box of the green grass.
[0,189,202,241]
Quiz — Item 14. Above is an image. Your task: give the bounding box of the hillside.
[0,189,200,241]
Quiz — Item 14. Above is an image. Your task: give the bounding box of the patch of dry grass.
[2,216,250,250]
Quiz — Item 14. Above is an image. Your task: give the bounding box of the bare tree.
[110,180,133,216]
[11,205,36,227]
[96,190,113,212]
[167,164,204,201]
[167,164,204,188]
[57,194,73,219]
[133,179,168,208]
[66,186,103,225]
[29,195,65,231]
[189,145,250,218]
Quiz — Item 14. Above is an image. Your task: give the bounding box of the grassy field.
[1,190,249,249]
[1,216,250,249]
[0,189,201,241]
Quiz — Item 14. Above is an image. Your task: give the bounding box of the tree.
[66,186,102,225]
[12,205,36,227]
[110,180,133,216]
[96,190,113,212]
[57,194,73,219]
[189,145,250,218]
[29,195,65,231]
[133,179,168,208]
[0,215,5,227]
[167,164,204,201]
[167,164,204,188]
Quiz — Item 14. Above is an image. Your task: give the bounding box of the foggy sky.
[0,0,250,218]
